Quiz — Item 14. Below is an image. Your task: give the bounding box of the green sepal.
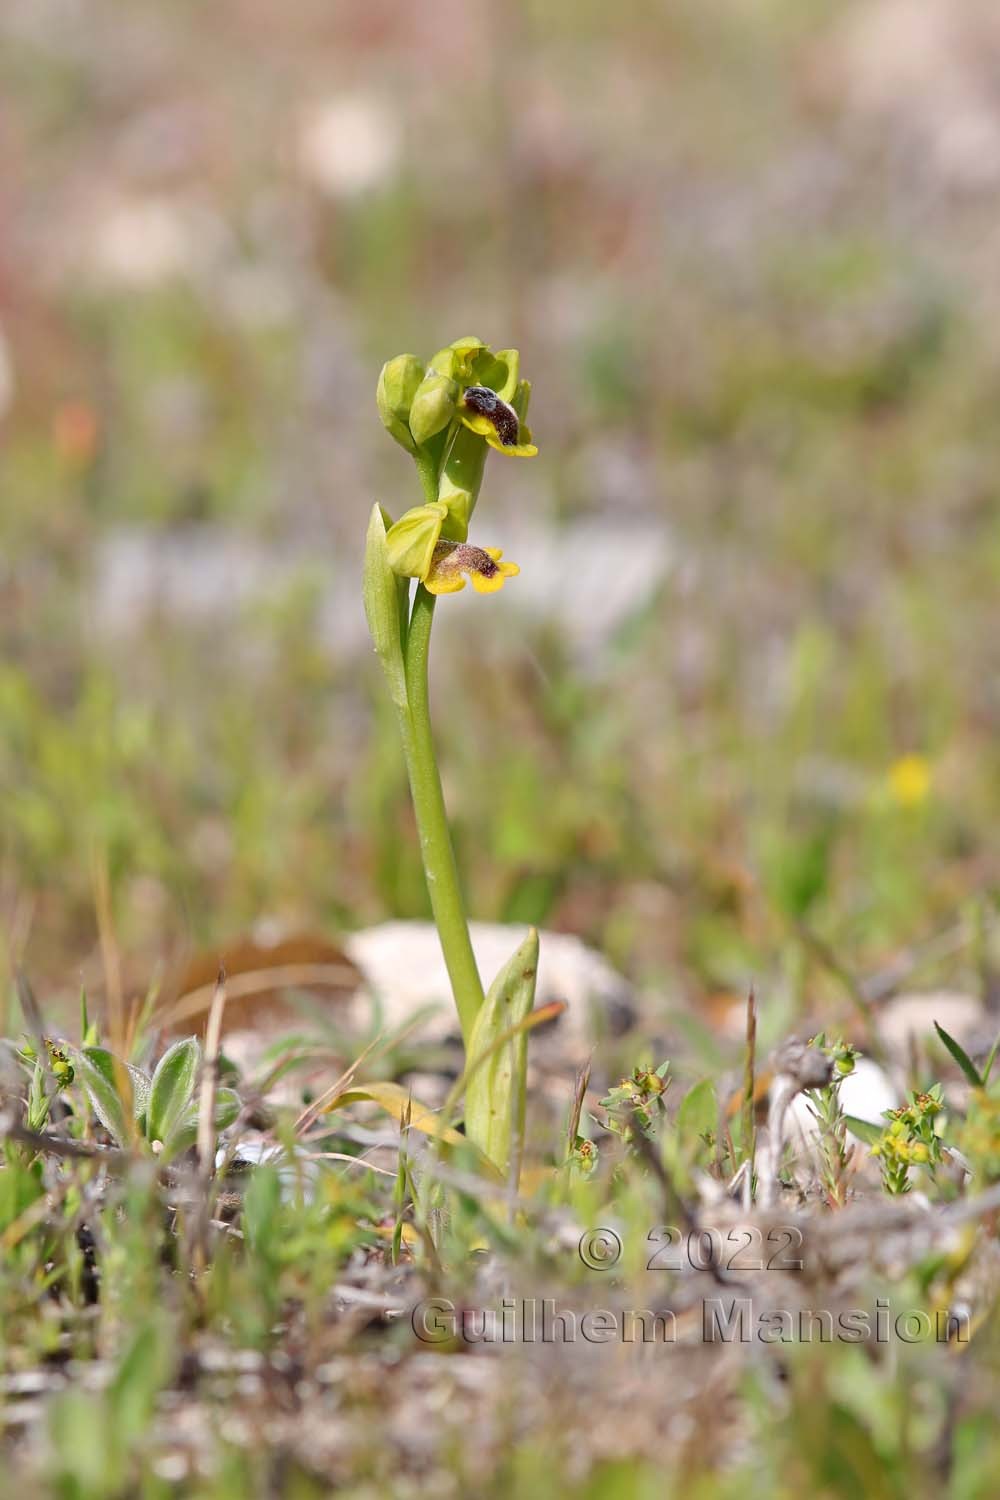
[489,348,520,402]
[363,504,410,711]
[428,336,487,383]
[464,928,539,1178]
[384,502,447,579]
[438,485,472,543]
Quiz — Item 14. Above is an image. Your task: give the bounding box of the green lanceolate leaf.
[76,1048,152,1143]
[147,1036,201,1147]
[677,1078,718,1144]
[163,1087,241,1158]
[464,928,540,1179]
[933,1020,983,1088]
[983,1029,1000,1086]
[0,1143,45,1231]
[363,503,410,711]
[323,1080,503,1182]
[80,989,99,1047]
[108,1317,173,1449]
[843,1115,884,1148]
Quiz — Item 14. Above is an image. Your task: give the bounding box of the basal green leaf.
[165,1087,242,1158]
[464,928,539,1179]
[147,1036,201,1146]
[677,1078,718,1144]
[77,1047,150,1144]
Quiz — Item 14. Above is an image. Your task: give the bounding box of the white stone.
[345,920,633,1048]
[876,991,986,1053]
[786,1056,898,1155]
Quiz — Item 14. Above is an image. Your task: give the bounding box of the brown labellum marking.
[432,541,500,581]
[462,385,520,446]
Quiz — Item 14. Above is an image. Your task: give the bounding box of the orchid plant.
[363,337,538,1181]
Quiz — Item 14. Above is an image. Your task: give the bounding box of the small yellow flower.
[460,386,537,457]
[424,541,520,596]
[888,754,932,808]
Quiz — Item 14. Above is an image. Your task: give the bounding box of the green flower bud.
[408,372,460,447]
[376,354,425,453]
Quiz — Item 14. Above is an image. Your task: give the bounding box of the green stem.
[414,447,442,506]
[400,584,485,1044]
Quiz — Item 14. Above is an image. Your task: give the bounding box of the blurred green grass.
[0,0,997,1024]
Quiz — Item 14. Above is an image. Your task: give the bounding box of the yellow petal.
[424,571,467,595]
[424,541,520,597]
[483,430,538,458]
[471,549,520,593]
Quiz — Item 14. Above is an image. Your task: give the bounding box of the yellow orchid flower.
[460,385,537,457]
[423,541,520,596]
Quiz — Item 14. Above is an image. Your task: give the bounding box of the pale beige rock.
[787,1056,899,1157]
[876,991,986,1053]
[345,920,634,1050]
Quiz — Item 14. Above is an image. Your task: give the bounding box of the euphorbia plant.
[363,336,539,1181]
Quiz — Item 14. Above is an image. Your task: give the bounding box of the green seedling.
[73,1037,240,1161]
[805,1032,858,1207]
[598,1062,671,1147]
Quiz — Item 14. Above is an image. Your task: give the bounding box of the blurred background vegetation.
[1,0,998,1024]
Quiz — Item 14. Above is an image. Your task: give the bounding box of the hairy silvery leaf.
[147,1036,201,1147]
[76,1047,151,1144]
[163,1087,241,1159]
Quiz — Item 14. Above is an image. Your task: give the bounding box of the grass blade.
[933,1020,983,1088]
